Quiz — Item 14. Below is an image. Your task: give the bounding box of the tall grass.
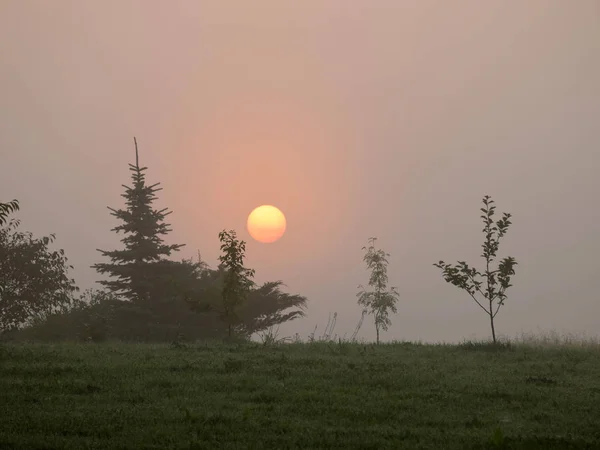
[513,330,600,349]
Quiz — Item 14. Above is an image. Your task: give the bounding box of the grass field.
[1,339,600,449]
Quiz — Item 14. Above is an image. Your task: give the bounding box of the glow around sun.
[247,205,286,243]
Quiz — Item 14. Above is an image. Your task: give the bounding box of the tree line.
[0,139,306,342]
[0,139,517,344]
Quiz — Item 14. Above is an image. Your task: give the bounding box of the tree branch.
[467,290,490,315]
[463,272,490,312]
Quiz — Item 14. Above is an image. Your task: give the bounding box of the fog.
[1,0,599,343]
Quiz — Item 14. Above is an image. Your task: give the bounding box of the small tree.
[357,237,399,344]
[240,281,307,335]
[0,219,78,332]
[434,195,517,344]
[218,230,255,338]
[182,262,307,339]
[93,138,184,304]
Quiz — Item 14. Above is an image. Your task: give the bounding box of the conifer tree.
[93,138,183,303]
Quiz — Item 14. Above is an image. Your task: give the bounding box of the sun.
[247,205,286,243]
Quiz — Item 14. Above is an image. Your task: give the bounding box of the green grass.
[1,340,600,449]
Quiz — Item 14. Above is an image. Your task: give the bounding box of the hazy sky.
[1,1,599,343]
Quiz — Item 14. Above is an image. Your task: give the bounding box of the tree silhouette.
[0,199,19,226]
[434,195,517,344]
[93,138,183,304]
[0,219,78,332]
[357,237,399,344]
[217,230,255,337]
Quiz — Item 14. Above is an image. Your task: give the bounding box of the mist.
[1,0,599,343]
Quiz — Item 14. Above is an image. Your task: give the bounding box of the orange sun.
[247,205,286,243]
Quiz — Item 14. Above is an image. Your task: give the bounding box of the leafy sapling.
[357,238,400,344]
[218,229,255,338]
[434,195,517,344]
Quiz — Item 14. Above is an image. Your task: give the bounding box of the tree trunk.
[375,323,380,345]
[489,312,496,344]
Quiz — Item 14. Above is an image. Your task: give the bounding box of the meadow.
[1,337,600,449]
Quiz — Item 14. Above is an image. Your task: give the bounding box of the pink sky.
[1,0,599,342]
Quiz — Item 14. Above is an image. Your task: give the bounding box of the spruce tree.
[93,138,183,304]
